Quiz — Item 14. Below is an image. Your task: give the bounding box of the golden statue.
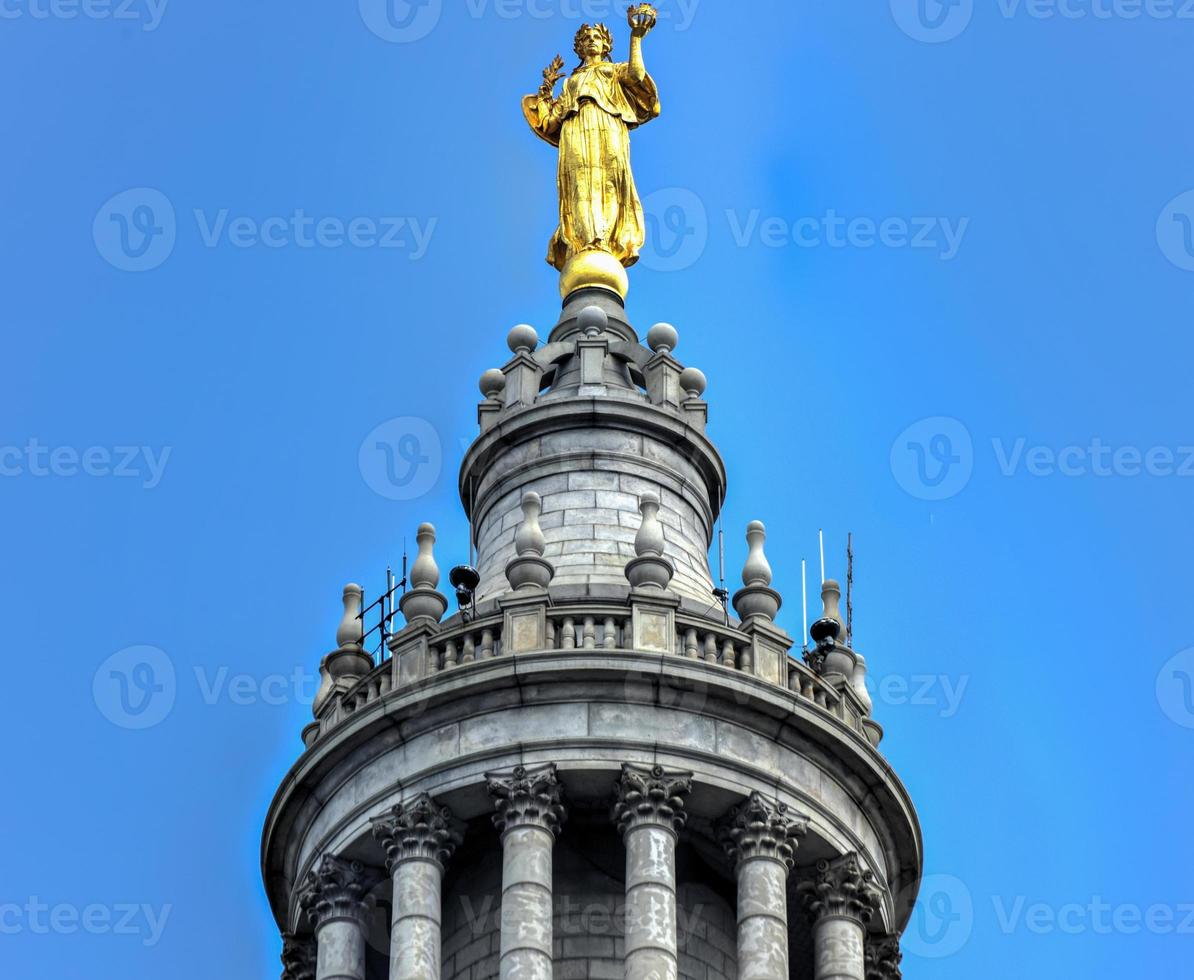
[523,4,660,299]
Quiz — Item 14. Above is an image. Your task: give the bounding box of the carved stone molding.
[485,762,566,837]
[865,934,904,980]
[280,932,316,980]
[718,791,810,871]
[297,854,379,930]
[370,792,461,872]
[798,852,883,926]
[613,762,693,836]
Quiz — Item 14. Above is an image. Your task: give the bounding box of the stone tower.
[261,288,923,979]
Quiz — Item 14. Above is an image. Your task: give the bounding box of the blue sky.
[2,1,1192,977]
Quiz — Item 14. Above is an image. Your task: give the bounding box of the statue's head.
[574,23,613,62]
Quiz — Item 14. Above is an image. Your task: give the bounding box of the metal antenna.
[819,528,825,585]
[712,518,729,626]
[846,532,854,647]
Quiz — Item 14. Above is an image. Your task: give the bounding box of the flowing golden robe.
[523,61,660,271]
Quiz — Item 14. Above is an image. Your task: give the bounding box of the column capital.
[865,934,904,980]
[798,852,883,926]
[370,792,461,873]
[298,854,380,931]
[717,791,809,871]
[613,762,693,837]
[280,933,316,980]
[485,762,566,837]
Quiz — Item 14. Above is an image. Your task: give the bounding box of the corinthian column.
[486,763,566,980]
[299,855,380,980]
[864,934,903,980]
[798,853,882,980]
[718,792,809,980]
[281,933,316,980]
[371,794,461,980]
[613,763,693,980]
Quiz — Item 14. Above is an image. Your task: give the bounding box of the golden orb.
[559,249,629,300]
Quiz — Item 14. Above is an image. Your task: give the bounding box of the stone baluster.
[625,493,675,591]
[298,855,380,980]
[505,491,555,591]
[704,633,718,664]
[798,853,882,980]
[603,616,618,649]
[722,638,736,670]
[443,639,458,669]
[718,793,809,980]
[481,628,495,660]
[371,795,461,980]
[281,933,316,980]
[583,616,597,649]
[613,763,693,980]
[486,764,567,980]
[865,934,903,980]
[561,616,575,649]
[399,524,449,626]
[683,628,699,659]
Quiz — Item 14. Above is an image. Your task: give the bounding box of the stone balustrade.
[310,596,877,750]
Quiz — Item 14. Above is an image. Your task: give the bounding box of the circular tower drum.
[262,289,922,980]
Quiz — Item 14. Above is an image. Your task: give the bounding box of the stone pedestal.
[486,764,566,980]
[299,856,378,980]
[371,794,460,980]
[614,764,693,980]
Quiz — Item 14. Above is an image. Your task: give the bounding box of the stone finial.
[298,854,379,931]
[797,853,883,927]
[865,935,904,980]
[335,583,364,649]
[507,323,539,354]
[613,763,693,836]
[399,523,448,625]
[577,305,608,337]
[742,521,772,586]
[646,322,679,354]
[327,583,373,683]
[732,522,783,623]
[851,652,873,715]
[679,366,707,399]
[486,763,567,838]
[505,491,555,591]
[718,792,810,871]
[281,933,316,980]
[479,368,506,401]
[625,493,674,590]
[370,793,461,872]
[810,578,844,645]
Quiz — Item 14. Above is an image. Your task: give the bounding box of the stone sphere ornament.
[679,366,707,399]
[507,323,539,354]
[646,322,679,354]
[479,369,507,400]
[576,304,609,337]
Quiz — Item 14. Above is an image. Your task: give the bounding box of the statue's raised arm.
[522,5,661,300]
